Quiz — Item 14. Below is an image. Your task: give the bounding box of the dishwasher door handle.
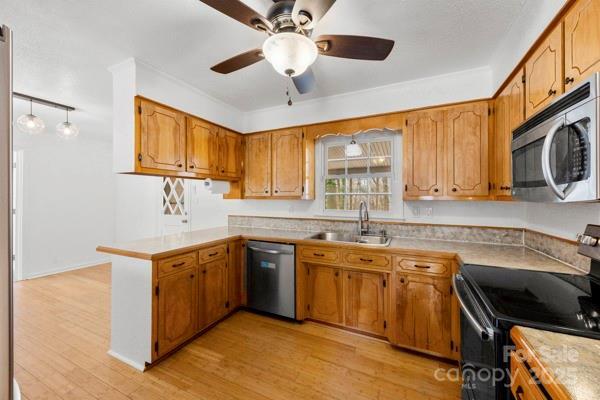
[248,246,293,255]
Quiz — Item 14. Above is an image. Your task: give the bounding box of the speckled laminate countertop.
[97,226,581,274]
[513,326,600,400]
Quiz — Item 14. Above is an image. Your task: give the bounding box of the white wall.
[243,67,493,132]
[524,202,600,240]
[16,138,115,279]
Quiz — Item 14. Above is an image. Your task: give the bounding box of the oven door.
[453,274,502,400]
[512,99,597,202]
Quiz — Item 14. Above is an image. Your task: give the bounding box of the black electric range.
[454,224,600,400]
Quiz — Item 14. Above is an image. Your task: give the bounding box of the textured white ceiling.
[2,0,528,136]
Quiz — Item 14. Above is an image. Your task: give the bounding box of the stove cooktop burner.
[461,264,600,338]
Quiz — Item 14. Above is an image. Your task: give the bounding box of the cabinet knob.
[190,274,195,278]
[274,190,279,194]
[189,165,194,169]
[433,188,439,193]
[221,169,225,173]
[177,163,183,168]
[400,278,405,283]
[452,188,457,192]
[334,271,339,277]
[548,89,557,96]
[264,189,269,194]
[565,77,575,85]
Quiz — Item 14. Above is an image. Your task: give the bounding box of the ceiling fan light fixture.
[262,32,318,77]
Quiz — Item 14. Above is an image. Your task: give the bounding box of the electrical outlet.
[411,207,420,217]
[424,207,433,217]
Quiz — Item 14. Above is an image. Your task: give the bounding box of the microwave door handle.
[541,121,567,200]
[453,275,494,341]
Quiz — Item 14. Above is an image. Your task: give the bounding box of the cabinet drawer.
[157,252,197,278]
[343,251,391,270]
[299,247,339,263]
[510,352,546,400]
[395,257,450,277]
[198,244,227,263]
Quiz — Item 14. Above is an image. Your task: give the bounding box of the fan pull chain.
[286,86,293,106]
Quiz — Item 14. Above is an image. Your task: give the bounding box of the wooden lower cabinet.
[156,267,198,357]
[306,264,344,325]
[227,240,243,310]
[344,270,386,336]
[198,258,229,329]
[390,273,453,358]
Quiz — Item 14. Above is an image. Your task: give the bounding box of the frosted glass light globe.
[16,113,45,135]
[56,121,80,139]
[262,32,318,77]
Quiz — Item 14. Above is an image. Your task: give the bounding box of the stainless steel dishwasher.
[246,241,295,319]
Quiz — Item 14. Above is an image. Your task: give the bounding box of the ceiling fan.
[200,0,395,95]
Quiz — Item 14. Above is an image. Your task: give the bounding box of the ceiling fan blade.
[198,0,272,32]
[292,68,316,94]
[292,0,336,30]
[315,35,395,61]
[210,49,264,74]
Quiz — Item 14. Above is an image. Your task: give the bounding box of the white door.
[160,177,191,235]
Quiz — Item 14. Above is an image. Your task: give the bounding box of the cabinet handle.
[172,262,186,268]
[359,258,373,263]
[190,274,195,278]
[348,274,351,279]
[221,169,225,173]
[433,188,439,193]
[313,253,325,257]
[414,264,431,269]
[452,188,457,192]
[274,190,279,194]
[548,89,557,96]
[208,252,218,257]
[400,278,405,283]
[334,271,339,277]
[264,189,269,194]
[189,165,195,169]
[177,163,183,168]
[565,77,575,85]
[202,270,207,274]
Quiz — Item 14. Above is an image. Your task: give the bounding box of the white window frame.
[315,129,403,219]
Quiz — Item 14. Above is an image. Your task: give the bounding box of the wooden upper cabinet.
[218,129,242,179]
[306,264,343,325]
[344,271,386,336]
[186,117,217,175]
[493,70,524,197]
[404,110,445,197]
[272,128,303,197]
[157,267,198,357]
[244,132,272,197]
[138,99,186,172]
[198,259,228,329]
[525,24,564,118]
[446,102,489,197]
[564,0,600,88]
[391,273,452,358]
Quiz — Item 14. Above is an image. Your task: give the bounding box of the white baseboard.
[22,257,111,280]
[107,349,146,371]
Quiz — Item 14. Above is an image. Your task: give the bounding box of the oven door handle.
[453,274,495,342]
[541,121,567,200]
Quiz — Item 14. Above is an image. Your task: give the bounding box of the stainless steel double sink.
[306,231,392,247]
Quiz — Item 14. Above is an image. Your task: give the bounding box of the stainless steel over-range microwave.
[512,73,599,202]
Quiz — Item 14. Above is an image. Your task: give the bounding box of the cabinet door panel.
[218,129,242,178]
[525,24,563,118]
[157,268,198,357]
[391,274,452,358]
[198,259,228,329]
[446,102,489,196]
[139,99,186,172]
[404,110,445,197]
[228,240,243,310]
[344,271,385,335]
[272,128,303,197]
[186,117,217,175]
[244,133,271,197]
[306,265,343,325]
[565,0,600,88]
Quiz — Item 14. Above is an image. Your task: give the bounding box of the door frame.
[12,150,22,282]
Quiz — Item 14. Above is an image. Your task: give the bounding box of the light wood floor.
[14,264,461,400]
